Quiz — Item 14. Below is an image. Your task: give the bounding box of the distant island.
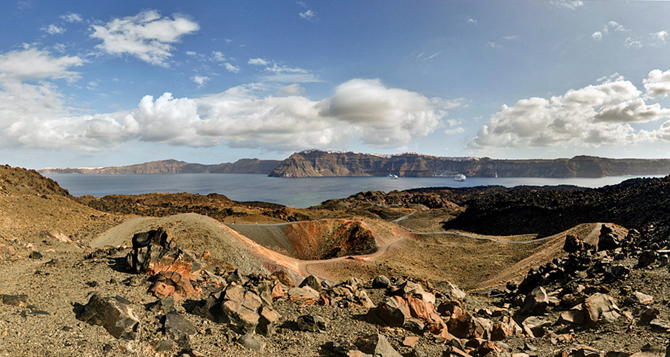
[40,150,670,178]
[40,158,281,175]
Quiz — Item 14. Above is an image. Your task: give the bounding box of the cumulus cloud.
[316,79,446,146]
[90,10,199,67]
[0,48,84,82]
[192,75,209,87]
[624,37,643,49]
[644,69,670,98]
[223,63,240,73]
[0,78,456,152]
[592,31,602,41]
[43,24,65,35]
[60,13,83,23]
[469,75,670,149]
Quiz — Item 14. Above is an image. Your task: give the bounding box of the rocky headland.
[2,164,670,356]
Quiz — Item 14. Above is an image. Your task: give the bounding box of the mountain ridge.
[38,150,670,178]
[268,150,670,178]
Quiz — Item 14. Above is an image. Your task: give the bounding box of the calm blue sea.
[43,174,659,209]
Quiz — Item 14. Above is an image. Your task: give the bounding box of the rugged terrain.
[1,164,670,356]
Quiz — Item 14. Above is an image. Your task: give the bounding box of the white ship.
[454,173,466,181]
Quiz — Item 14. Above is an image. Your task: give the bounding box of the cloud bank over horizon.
[469,71,670,150]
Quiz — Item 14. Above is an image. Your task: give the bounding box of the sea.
[43,173,661,209]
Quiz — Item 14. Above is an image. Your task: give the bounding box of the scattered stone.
[221,288,262,334]
[639,308,660,325]
[649,319,670,332]
[520,286,551,315]
[297,313,327,332]
[433,281,467,300]
[372,296,411,328]
[237,332,266,353]
[564,235,585,253]
[299,275,322,292]
[77,294,141,340]
[257,305,280,336]
[287,286,320,301]
[583,293,620,325]
[558,310,585,326]
[598,225,620,251]
[153,339,174,352]
[148,270,201,301]
[372,275,392,289]
[402,336,420,347]
[28,251,42,259]
[164,313,197,345]
[638,250,658,268]
[0,294,27,307]
[355,333,402,357]
[522,316,551,338]
[632,291,654,305]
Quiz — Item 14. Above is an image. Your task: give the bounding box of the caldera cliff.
[268,150,670,178]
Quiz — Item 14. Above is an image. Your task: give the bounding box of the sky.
[3,0,670,169]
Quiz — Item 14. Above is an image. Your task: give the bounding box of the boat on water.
[387,174,399,179]
[454,173,466,182]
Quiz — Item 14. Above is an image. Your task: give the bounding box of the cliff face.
[40,159,281,175]
[269,150,670,178]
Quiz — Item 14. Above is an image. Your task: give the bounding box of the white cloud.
[316,79,448,147]
[248,58,318,82]
[193,75,209,87]
[644,69,670,98]
[487,42,501,48]
[503,36,519,41]
[260,73,321,83]
[607,21,627,33]
[592,31,602,41]
[551,0,584,10]
[211,51,226,62]
[60,13,83,23]
[467,17,477,24]
[469,76,670,149]
[299,9,317,21]
[223,63,240,73]
[655,30,668,43]
[445,119,465,135]
[0,48,84,82]
[90,10,199,67]
[0,78,457,152]
[275,83,305,96]
[42,24,65,35]
[248,58,269,66]
[624,37,643,49]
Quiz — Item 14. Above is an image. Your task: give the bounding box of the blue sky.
[3,0,670,169]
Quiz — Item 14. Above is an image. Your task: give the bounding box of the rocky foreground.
[1,221,670,356]
[2,165,670,356]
